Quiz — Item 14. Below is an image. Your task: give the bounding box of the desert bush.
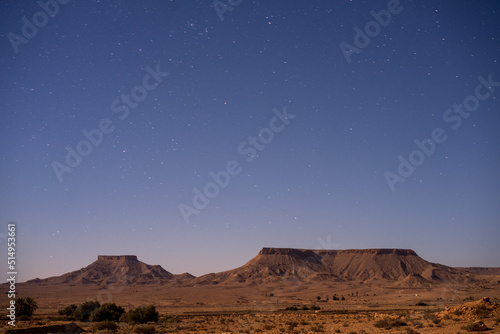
[285,306,298,311]
[15,297,38,318]
[310,323,324,332]
[58,304,77,318]
[262,323,275,330]
[373,318,408,329]
[134,324,156,333]
[90,303,125,322]
[91,320,119,332]
[164,315,182,323]
[120,305,159,324]
[75,300,101,322]
[310,305,320,310]
[423,312,441,325]
[415,302,428,306]
[286,321,298,330]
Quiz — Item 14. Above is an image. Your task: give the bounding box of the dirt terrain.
[1,248,499,333]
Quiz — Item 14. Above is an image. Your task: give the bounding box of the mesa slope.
[8,248,500,313]
[190,248,481,286]
[26,255,194,285]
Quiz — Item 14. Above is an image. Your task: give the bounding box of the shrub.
[373,318,408,329]
[90,303,125,322]
[310,305,320,310]
[91,321,119,332]
[120,305,159,324]
[15,297,38,318]
[415,302,428,306]
[58,304,77,318]
[286,321,298,330]
[310,323,324,332]
[75,300,100,322]
[165,316,182,323]
[134,325,156,334]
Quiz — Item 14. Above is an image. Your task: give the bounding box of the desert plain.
[2,248,500,333]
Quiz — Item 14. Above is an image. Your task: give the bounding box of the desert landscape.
[2,0,500,333]
[2,248,500,333]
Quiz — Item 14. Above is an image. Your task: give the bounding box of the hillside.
[191,248,480,286]
[19,249,497,289]
[26,255,194,285]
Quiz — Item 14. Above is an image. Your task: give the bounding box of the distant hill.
[21,249,498,288]
[26,255,194,285]
[190,248,481,286]
[458,267,500,276]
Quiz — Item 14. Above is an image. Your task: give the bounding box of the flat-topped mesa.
[97,255,138,261]
[259,248,418,257]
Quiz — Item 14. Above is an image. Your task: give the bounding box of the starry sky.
[1,0,499,282]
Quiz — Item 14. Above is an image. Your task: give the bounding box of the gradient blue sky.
[1,0,499,282]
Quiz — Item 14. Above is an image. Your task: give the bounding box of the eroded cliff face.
[97,255,138,261]
[259,248,418,256]
[192,247,474,285]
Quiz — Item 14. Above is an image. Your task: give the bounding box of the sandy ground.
[1,309,499,333]
[1,282,499,333]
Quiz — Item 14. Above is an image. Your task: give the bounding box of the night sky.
[1,0,499,282]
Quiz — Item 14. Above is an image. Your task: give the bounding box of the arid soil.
[2,249,499,333]
[1,301,500,333]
